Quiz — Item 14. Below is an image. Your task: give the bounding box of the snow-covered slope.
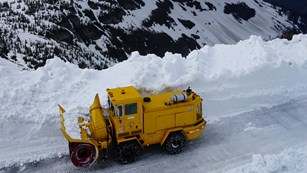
[1,35,307,172]
[0,0,305,69]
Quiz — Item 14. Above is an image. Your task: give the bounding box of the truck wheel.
[116,141,141,164]
[164,131,186,154]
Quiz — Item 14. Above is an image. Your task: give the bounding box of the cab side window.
[108,97,114,112]
[116,105,123,117]
[125,103,137,115]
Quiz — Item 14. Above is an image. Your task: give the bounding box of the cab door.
[116,102,143,136]
[123,102,142,135]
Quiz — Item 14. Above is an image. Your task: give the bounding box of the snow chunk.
[243,122,256,132]
[226,146,307,173]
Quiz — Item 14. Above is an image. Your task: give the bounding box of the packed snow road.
[4,97,307,173]
[1,35,307,172]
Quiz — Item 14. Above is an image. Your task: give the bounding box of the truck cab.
[107,86,143,139]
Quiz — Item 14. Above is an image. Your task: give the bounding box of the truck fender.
[160,128,184,146]
[117,137,144,149]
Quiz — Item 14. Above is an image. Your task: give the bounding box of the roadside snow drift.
[226,146,307,173]
[1,35,307,172]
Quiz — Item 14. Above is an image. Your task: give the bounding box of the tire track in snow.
[4,97,307,173]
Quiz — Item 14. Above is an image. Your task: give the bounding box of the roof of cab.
[107,86,141,104]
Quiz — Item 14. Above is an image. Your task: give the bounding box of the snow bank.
[1,35,307,169]
[226,146,307,173]
[124,34,307,119]
[129,34,307,90]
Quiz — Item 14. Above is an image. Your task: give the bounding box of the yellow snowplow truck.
[59,86,206,167]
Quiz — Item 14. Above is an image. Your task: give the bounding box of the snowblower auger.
[58,104,100,167]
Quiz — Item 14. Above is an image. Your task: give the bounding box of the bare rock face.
[224,2,256,23]
[0,0,305,69]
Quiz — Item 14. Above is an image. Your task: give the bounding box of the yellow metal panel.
[142,91,185,112]
[140,131,164,146]
[175,111,195,127]
[117,137,144,149]
[160,127,183,146]
[107,86,142,105]
[145,106,191,117]
[144,105,196,133]
[142,91,202,113]
[183,119,206,140]
[157,114,175,130]
[58,104,66,131]
[89,94,108,142]
[143,112,157,133]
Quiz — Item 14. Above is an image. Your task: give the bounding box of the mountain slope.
[0,0,304,69]
[1,34,307,172]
